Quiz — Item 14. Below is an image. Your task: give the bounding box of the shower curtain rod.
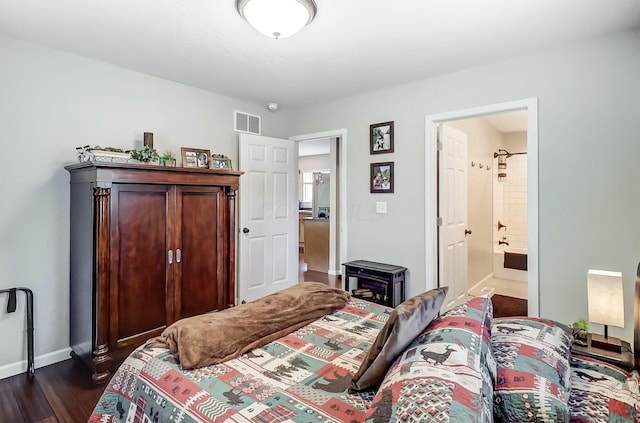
[493,149,527,158]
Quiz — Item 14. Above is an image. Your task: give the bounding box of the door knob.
[465,229,472,235]
[242,227,249,234]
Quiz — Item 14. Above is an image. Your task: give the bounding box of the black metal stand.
[0,287,35,376]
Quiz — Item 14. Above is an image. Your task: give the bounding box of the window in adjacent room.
[302,171,314,203]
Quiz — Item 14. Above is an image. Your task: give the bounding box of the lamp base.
[589,333,623,354]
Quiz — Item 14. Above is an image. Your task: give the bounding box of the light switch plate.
[375,201,387,214]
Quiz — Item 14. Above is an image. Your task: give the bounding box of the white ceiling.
[1,0,638,109]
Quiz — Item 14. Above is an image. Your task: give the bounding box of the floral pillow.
[492,317,574,422]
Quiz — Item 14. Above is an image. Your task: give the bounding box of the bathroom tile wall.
[493,131,528,250]
[503,154,528,249]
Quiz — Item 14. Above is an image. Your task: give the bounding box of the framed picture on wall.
[370,161,394,193]
[370,121,394,154]
[181,147,211,168]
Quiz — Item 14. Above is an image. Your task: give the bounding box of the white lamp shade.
[238,0,316,39]
[587,269,625,328]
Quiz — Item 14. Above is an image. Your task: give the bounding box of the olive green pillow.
[349,287,448,392]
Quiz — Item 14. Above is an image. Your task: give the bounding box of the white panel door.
[239,133,298,303]
[438,125,469,310]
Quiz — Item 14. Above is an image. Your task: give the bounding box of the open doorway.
[445,111,529,303]
[290,129,348,287]
[298,138,333,283]
[425,98,539,317]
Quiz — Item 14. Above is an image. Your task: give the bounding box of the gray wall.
[0,35,288,374]
[284,30,640,343]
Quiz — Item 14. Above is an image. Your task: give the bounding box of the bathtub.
[493,247,527,282]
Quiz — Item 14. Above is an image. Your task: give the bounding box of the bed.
[89,268,640,422]
[89,284,389,422]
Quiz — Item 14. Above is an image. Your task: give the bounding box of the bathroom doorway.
[426,98,539,316]
[445,111,529,302]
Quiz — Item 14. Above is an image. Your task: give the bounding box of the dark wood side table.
[342,260,407,307]
[571,334,634,371]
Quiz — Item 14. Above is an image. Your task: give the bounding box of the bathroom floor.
[468,276,527,300]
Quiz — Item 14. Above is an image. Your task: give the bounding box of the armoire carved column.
[92,186,112,383]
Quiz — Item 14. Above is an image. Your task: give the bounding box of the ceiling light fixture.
[236,0,317,39]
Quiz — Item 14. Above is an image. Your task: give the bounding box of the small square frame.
[181,147,211,168]
[370,121,394,154]
[210,157,232,170]
[370,161,394,193]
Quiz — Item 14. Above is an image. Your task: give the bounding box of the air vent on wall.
[234,110,261,135]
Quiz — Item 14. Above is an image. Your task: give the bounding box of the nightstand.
[571,334,634,371]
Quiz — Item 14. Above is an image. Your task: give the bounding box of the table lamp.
[587,269,624,353]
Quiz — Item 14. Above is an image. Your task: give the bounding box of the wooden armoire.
[66,162,241,382]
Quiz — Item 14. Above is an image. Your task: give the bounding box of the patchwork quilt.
[569,355,640,422]
[89,299,389,423]
[491,317,574,422]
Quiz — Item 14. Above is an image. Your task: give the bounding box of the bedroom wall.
[0,35,289,377]
[284,30,640,344]
[2,29,639,377]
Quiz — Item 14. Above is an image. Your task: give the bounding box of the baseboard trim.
[0,347,72,380]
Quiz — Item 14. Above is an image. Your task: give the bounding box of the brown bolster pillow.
[146,282,350,369]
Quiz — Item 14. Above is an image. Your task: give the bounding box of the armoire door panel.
[175,186,224,319]
[110,184,173,345]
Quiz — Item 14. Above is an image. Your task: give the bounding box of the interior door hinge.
[437,141,443,151]
[437,216,443,226]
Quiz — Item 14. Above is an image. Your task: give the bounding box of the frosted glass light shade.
[237,0,317,39]
[587,269,625,328]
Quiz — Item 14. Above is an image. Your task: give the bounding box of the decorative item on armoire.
[143,132,154,148]
[181,147,211,168]
[130,145,160,164]
[210,154,232,170]
[160,151,176,166]
[76,145,133,163]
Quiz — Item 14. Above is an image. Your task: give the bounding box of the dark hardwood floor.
[298,252,341,288]
[0,256,337,423]
[0,356,109,423]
